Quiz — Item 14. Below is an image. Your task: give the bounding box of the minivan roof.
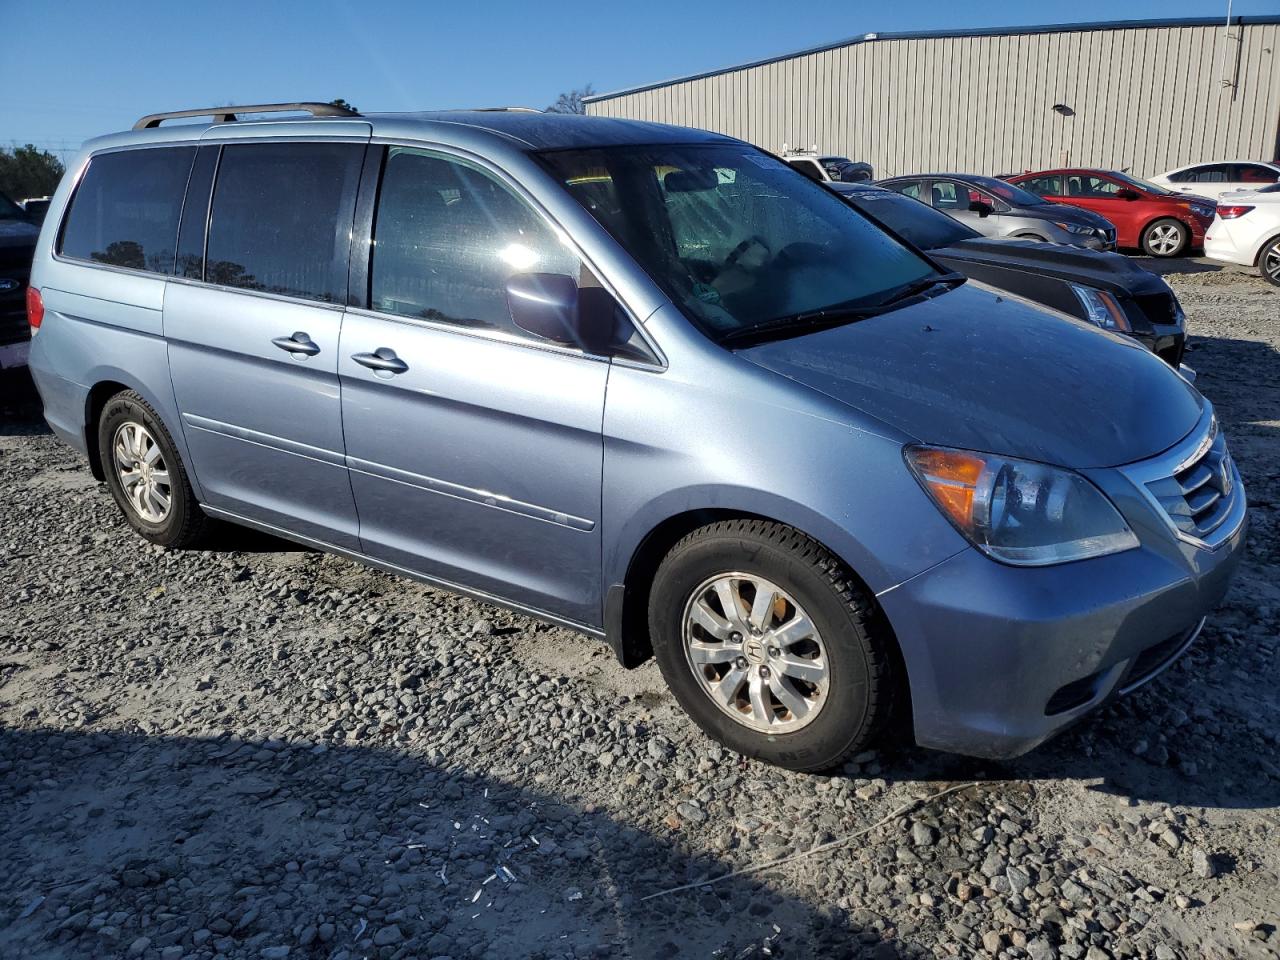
[84,110,738,154]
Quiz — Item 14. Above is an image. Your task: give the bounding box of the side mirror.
[1116,188,1141,201]
[969,199,993,217]
[505,273,620,353]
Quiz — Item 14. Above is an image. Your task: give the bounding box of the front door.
[165,138,369,548]
[339,145,609,625]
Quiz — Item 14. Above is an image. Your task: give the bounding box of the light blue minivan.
[27,104,1246,770]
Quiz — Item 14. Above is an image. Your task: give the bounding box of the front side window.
[205,142,364,303]
[538,144,940,344]
[930,180,966,210]
[1021,175,1062,196]
[370,146,586,335]
[59,146,195,274]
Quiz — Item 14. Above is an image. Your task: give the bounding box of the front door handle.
[271,331,321,357]
[352,347,408,375]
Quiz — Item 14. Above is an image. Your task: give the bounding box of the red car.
[1006,169,1217,258]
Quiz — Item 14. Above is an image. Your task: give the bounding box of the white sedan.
[1203,184,1280,286]
[1151,161,1280,200]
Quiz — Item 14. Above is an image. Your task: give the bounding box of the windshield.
[537,144,938,343]
[1110,171,1175,195]
[838,189,980,249]
[965,175,1047,207]
[0,192,31,221]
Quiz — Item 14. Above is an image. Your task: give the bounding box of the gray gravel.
[1,260,1278,959]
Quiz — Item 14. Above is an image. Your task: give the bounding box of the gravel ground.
[1,260,1277,960]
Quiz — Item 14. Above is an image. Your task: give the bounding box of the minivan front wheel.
[1142,218,1189,257]
[98,391,208,548]
[649,519,897,771]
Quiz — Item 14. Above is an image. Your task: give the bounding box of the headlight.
[1070,284,1132,332]
[1191,204,1214,219]
[905,446,1139,566]
[1053,221,1095,236]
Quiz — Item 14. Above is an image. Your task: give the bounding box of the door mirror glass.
[1116,187,1141,201]
[505,273,624,354]
[506,272,580,345]
[968,199,993,217]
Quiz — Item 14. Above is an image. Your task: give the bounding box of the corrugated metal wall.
[586,21,1280,178]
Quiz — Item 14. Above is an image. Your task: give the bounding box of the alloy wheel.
[1263,241,1280,285]
[1147,223,1184,256]
[113,421,172,523]
[681,573,830,733]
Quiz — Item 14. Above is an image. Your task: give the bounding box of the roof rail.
[466,106,544,114]
[133,102,361,130]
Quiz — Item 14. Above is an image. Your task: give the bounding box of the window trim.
[359,137,665,369]
[53,142,199,279]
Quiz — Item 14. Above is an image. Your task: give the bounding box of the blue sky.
[3,0,1272,162]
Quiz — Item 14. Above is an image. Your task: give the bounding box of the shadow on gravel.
[0,368,48,434]
[0,726,913,959]
[1130,256,1226,277]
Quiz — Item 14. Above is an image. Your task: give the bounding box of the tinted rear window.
[59,147,195,273]
[205,142,364,303]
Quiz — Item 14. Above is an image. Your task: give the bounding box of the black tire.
[98,390,209,548]
[1141,218,1190,258]
[648,519,899,772]
[1259,236,1280,287]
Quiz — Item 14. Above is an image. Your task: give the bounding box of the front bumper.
[879,421,1247,759]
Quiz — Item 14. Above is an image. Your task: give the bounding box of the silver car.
[880,173,1118,250]
[27,104,1244,770]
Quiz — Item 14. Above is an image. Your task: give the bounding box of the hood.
[1023,203,1112,230]
[738,283,1203,469]
[935,237,1169,297]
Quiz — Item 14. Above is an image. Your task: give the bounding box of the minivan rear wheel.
[98,391,209,548]
[648,519,898,771]
[1141,218,1189,257]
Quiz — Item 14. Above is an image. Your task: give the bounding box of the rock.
[261,948,291,959]
[373,925,402,946]
[127,936,152,957]
[1027,938,1056,960]
[1191,847,1217,879]
[910,821,937,847]
[982,930,1004,953]
[472,618,495,635]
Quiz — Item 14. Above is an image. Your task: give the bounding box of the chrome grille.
[1141,418,1239,545]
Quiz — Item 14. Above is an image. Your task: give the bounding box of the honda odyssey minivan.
[28,104,1246,770]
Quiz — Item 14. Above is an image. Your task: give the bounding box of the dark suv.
[0,192,40,369]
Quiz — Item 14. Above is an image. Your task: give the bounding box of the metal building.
[584,16,1280,179]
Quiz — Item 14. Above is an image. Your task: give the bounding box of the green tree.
[545,84,595,115]
[329,98,358,113]
[0,144,65,200]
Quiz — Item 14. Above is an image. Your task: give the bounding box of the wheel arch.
[605,504,905,673]
[82,370,187,487]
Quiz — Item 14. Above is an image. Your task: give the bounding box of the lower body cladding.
[878,517,1246,759]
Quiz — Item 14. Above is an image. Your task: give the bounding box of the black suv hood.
[933,237,1169,297]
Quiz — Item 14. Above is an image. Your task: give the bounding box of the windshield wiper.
[720,272,966,348]
[874,271,965,308]
[719,305,879,347]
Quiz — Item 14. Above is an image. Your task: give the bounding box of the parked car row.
[24,105,1246,772]
[829,182,1186,365]
[0,191,40,370]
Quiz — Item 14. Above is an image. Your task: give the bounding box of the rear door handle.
[351,347,408,375]
[271,331,321,357]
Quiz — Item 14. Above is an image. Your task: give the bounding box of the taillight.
[27,286,44,332]
[1217,205,1254,220]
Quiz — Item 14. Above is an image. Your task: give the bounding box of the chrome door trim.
[346,455,596,531]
